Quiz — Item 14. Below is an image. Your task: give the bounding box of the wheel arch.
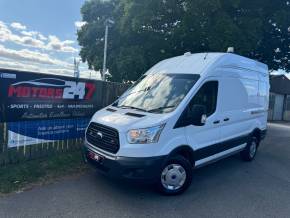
[250,128,262,145]
[167,145,195,167]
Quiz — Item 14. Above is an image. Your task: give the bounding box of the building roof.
[270,74,290,95]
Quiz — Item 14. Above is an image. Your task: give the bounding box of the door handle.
[213,120,220,124]
[223,118,230,122]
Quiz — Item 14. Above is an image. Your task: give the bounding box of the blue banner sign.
[7,118,90,147]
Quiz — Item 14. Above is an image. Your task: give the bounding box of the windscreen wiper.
[147,105,176,113]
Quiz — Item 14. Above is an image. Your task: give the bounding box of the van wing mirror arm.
[201,114,207,124]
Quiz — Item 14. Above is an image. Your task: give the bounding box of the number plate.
[88,151,104,163]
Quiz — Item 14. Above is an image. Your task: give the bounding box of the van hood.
[90,107,170,133]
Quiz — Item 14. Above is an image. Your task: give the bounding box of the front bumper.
[82,144,167,182]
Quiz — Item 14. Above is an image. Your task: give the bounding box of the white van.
[83,52,269,195]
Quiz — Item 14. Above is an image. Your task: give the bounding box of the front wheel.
[157,155,193,195]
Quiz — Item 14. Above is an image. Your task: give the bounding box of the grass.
[0,151,88,194]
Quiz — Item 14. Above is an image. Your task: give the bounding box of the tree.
[77,0,290,82]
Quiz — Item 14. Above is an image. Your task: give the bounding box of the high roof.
[146,52,268,76]
[270,74,290,95]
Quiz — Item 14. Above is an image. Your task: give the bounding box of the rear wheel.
[240,136,259,161]
[157,155,193,195]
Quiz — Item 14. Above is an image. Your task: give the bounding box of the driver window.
[189,81,218,117]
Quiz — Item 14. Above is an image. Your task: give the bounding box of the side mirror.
[187,104,207,126]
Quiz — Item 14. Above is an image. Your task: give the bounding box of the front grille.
[86,122,120,154]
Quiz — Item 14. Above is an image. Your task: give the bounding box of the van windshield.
[114,74,200,113]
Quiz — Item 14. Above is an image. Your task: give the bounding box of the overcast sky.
[0,0,100,79]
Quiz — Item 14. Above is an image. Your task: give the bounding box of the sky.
[0,0,287,81]
[0,0,101,79]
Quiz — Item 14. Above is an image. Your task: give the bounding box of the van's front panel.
[83,107,192,181]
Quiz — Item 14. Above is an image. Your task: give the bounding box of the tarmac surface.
[1,122,290,218]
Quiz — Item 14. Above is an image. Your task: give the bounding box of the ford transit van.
[83,52,269,195]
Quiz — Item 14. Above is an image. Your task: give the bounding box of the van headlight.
[127,124,165,144]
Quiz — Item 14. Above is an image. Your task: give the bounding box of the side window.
[189,81,218,116]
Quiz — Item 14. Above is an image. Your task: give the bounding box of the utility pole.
[102,18,114,81]
[74,57,80,78]
[102,25,108,80]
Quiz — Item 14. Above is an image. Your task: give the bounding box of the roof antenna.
[227,47,234,53]
[204,53,208,60]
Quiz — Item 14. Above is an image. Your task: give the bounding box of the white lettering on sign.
[63,81,86,99]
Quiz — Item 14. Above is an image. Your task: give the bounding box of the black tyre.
[157,155,193,195]
[240,136,259,161]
